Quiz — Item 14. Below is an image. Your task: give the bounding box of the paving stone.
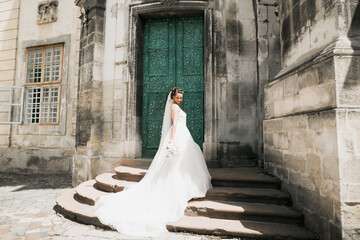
[1,172,214,240]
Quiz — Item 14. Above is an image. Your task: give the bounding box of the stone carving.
[37,0,58,25]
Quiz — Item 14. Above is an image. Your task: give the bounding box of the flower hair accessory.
[165,142,180,160]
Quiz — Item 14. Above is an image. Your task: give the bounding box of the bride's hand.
[168,139,174,144]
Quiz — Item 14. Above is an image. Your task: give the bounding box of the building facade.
[0,0,359,239]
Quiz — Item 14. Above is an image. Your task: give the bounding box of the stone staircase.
[55,165,317,239]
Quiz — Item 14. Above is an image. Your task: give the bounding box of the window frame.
[0,86,24,124]
[24,43,64,125]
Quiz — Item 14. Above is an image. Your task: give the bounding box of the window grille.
[24,44,63,125]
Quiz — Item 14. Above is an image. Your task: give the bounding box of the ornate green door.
[142,16,204,158]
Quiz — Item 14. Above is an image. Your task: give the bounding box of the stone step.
[118,158,152,168]
[209,168,281,189]
[205,187,291,205]
[114,166,147,182]
[167,216,316,239]
[74,181,302,225]
[94,172,290,205]
[114,166,281,189]
[75,179,112,205]
[95,173,136,192]
[186,200,303,225]
[55,188,108,229]
[56,189,315,239]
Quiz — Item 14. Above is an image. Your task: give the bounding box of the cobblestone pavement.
[0,172,222,240]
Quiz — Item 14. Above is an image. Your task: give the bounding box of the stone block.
[305,153,321,176]
[0,49,16,61]
[264,132,273,145]
[275,165,289,182]
[337,82,360,107]
[319,195,334,220]
[289,171,316,191]
[272,132,288,149]
[0,69,14,81]
[264,101,274,119]
[115,45,127,63]
[264,146,283,165]
[340,152,360,182]
[297,187,320,213]
[322,156,339,181]
[0,59,15,71]
[236,0,255,20]
[298,66,319,90]
[0,29,17,41]
[283,74,299,96]
[319,179,336,199]
[308,110,336,131]
[318,57,335,83]
[284,153,305,172]
[0,0,19,12]
[0,39,16,51]
[0,19,18,31]
[265,80,284,102]
[283,114,308,131]
[341,203,360,231]
[341,183,360,203]
[0,9,18,22]
[263,118,283,132]
[258,38,269,59]
[0,125,10,135]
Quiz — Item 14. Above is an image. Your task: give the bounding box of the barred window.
[24,44,63,124]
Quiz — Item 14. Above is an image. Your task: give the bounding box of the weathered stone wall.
[264,0,360,239]
[256,0,281,166]
[218,0,259,167]
[280,0,340,68]
[0,0,80,174]
[71,0,281,185]
[0,0,20,146]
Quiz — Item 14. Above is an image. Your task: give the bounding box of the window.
[24,44,63,124]
[0,86,24,124]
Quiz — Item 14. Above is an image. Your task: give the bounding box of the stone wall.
[0,0,80,174]
[280,0,340,68]
[256,0,281,166]
[71,0,281,185]
[264,0,360,239]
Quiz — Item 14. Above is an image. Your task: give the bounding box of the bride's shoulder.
[171,104,180,111]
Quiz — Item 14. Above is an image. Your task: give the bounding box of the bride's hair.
[170,87,184,99]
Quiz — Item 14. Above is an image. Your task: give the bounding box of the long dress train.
[93,107,212,237]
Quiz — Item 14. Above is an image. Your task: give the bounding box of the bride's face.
[173,93,183,105]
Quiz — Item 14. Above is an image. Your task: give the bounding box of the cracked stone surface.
[0,173,220,240]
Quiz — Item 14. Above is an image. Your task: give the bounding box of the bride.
[94,87,212,237]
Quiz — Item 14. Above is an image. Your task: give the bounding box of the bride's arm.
[169,104,179,143]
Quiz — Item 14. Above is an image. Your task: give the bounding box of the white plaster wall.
[0,0,20,146]
[0,0,81,173]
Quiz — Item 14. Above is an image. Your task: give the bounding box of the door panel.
[142,16,204,158]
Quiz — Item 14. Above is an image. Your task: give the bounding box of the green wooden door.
[142,16,204,158]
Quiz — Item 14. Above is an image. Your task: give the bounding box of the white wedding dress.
[94,93,212,237]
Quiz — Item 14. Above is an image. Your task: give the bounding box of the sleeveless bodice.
[177,108,187,125]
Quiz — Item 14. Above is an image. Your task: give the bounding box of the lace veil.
[160,92,172,146]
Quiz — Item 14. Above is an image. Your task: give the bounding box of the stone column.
[72,0,106,186]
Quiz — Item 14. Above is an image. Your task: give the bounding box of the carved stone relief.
[37,0,58,25]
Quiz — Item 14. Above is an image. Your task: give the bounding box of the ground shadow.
[0,172,72,191]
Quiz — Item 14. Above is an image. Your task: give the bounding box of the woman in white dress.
[94,87,212,237]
